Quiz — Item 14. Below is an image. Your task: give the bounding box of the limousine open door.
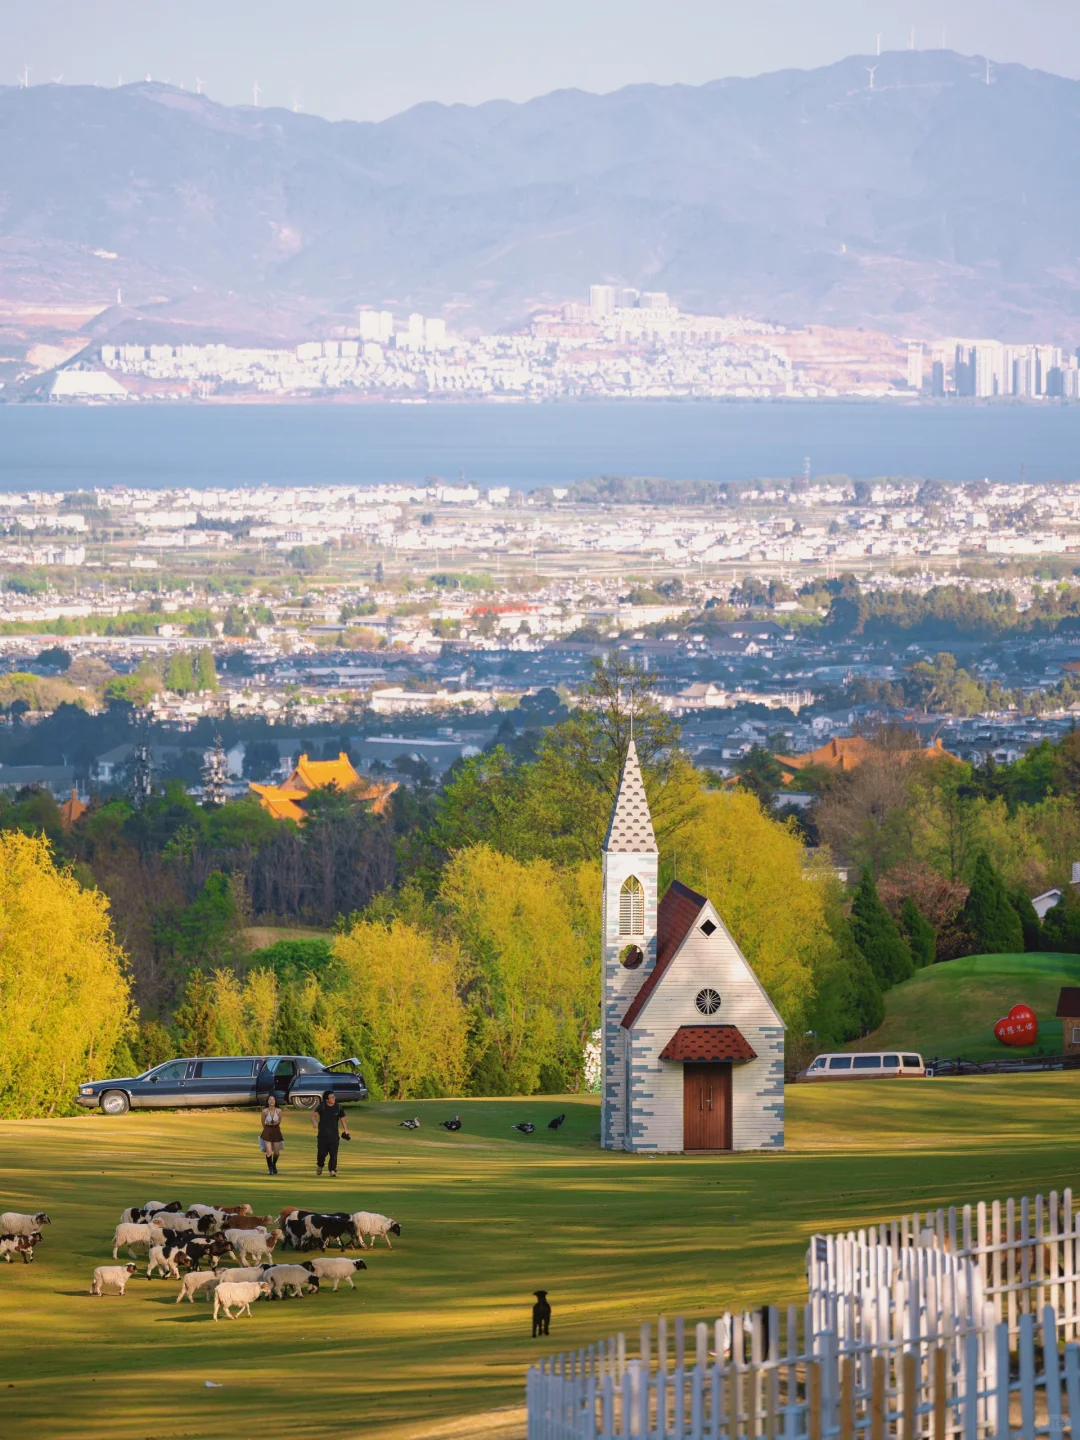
[256,1057,299,1103]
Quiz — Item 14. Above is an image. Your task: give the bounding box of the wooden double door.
[683,1063,733,1151]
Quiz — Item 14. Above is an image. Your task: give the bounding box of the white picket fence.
[527,1307,1078,1440]
[814,1189,1080,1343]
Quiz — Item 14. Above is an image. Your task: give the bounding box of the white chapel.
[601,740,785,1153]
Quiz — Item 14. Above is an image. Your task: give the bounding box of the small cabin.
[1056,988,1080,1055]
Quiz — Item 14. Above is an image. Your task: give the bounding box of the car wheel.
[100,1090,130,1115]
[292,1095,319,1110]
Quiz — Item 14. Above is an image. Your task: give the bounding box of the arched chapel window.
[619,876,645,936]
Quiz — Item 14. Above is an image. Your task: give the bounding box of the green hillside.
[849,952,1080,1061]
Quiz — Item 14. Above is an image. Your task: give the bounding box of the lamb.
[91,1262,138,1296]
[112,1222,166,1259]
[307,1256,367,1291]
[212,1279,271,1320]
[263,1263,319,1299]
[175,1271,221,1304]
[214,1266,269,1284]
[0,1235,35,1264]
[223,1228,282,1265]
[0,1211,50,1237]
[350,1212,402,1249]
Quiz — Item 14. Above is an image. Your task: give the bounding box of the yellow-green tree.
[0,831,132,1117]
[332,918,468,1099]
[671,788,830,1028]
[440,845,599,1092]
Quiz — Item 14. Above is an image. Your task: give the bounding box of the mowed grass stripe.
[2,1081,1080,1439]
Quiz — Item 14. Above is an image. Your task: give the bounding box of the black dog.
[532,1289,551,1337]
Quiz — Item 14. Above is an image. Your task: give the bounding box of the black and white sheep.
[120,1201,182,1224]
[302,1214,357,1252]
[212,1279,271,1320]
[91,1262,138,1295]
[307,1256,367,1291]
[350,1211,402,1249]
[262,1263,319,1299]
[0,1211,50,1236]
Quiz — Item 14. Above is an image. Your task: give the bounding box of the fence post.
[1063,1343,1080,1440]
[870,1354,885,1440]
[1041,1306,1064,1440]
[1018,1312,1036,1440]
[901,1352,916,1440]
[994,1322,1010,1440]
[809,1363,822,1440]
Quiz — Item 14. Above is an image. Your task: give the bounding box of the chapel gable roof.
[603,739,658,854]
[621,880,706,1029]
[659,1024,757,1063]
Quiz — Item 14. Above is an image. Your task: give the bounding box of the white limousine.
[796,1051,926,1082]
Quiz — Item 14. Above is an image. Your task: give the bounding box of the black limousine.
[77,1054,368,1114]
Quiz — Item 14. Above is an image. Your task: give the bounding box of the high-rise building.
[407,313,425,349]
[589,284,618,316]
[907,342,924,391]
[424,317,447,350]
[640,290,672,311]
[931,360,946,397]
[357,309,393,342]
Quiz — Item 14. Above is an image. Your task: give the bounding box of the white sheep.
[262,1263,319,1299]
[146,1244,183,1280]
[212,1279,271,1320]
[112,1222,165,1259]
[91,1262,138,1295]
[0,1211,50,1236]
[175,1271,221,1304]
[148,1213,206,1236]
[214,1266,269,1284]
[223,1228,280,1265]
[350,1211,401,1249]
[307,1256,367,1291]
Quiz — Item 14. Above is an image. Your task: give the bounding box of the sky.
[3,0,1079,120]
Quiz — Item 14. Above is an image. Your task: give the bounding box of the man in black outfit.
[311,1090,350,1176]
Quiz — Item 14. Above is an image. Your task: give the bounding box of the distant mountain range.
[1,50,1078,343]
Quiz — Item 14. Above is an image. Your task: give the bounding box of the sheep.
[263,1263,319,1299]
[199,1203,253,1218]
[146,1244,186,1280]
[214,1266,269,1284]
[162,1234,234,1272]
[223,1228,281,1265]
[112,1222,166,1259]
[149,1213,212,1237]
[0,1235,35,1264]
[303,1214,357,1252]
[307,1256,367,1291]
[350,1212,402,1250]
[0,1211,50,1236]
[212,1279,271,1320]
[215,1214,273,1232]
[121,1201,182,1223]
[175,1271,221,1304]
[91,1262,138,1296]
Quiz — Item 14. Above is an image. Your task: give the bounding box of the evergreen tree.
[900,895,936,969]
[850,869,914,989]
[270,987,317,1057]
[1041,890,1080,954]
[1008,887,1042,952]
[165,651,195,695]
[808,908,884,1043]
[195,646,218,692]
[962,853,1024,954]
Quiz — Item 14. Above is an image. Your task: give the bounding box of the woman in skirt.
[260,1093,284,1174]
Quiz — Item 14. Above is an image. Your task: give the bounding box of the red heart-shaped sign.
[993,1004,1038,1048]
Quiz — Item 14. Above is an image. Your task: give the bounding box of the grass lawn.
[849,951,1080,1060]
[4,1079,1080,1440]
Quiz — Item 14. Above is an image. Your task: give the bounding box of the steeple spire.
[603,739,658,854]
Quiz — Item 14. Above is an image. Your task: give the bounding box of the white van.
[796,1051,926,1082]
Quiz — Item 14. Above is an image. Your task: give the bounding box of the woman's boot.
[266,1154,274,1174]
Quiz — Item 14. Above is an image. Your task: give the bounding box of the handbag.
[258,1136,267,1153]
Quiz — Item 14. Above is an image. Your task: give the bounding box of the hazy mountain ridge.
[0,49,1077,340]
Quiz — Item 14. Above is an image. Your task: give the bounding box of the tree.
[850,870,914,989]
[1008,888,1042,952]
[440,846,599,1093]
[0,831,132,1117]
[195,647,218,692]
[961,852,1024,955]
[733,746,785,806]
[1041,890,1080,953]
[900,896,936,969]
[331,918,468,1100]
[806,904,884,1045]
[243,740,283,782]
[165,651,195,695]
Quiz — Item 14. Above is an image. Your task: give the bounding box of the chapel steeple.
[603,739,658,854]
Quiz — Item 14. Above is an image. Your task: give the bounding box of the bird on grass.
[548,1114,566,1130]
[399,1117,421,1129]
[440,1116,462,1131]
[512,1122,536,1134]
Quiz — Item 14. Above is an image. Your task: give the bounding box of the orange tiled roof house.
[249,752,396,824]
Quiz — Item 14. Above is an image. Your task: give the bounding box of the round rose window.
[695,987,721,1016]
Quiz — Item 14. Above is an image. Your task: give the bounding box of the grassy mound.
[851,952,1080,1060]
[4,1082,1080,1438]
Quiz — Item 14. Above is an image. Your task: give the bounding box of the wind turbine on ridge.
[865,65,879,91]
[18,63,31,88]
[195,77,204,94]
[252,80,261,106]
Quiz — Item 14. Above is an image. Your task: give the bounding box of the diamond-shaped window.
[699,919,717,937]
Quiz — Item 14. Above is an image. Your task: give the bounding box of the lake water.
[1,400,1079,491]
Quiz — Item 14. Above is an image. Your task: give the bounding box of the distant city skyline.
[2,0,1079,121]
